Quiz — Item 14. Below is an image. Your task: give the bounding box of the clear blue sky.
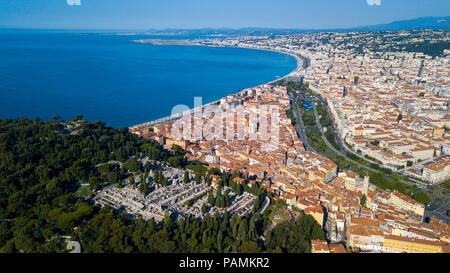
[0,0,449,30]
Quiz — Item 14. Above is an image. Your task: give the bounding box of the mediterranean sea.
[0,30,297,128]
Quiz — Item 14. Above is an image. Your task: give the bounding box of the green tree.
[265,214,324,253]
[88,176,102,191]
[238,218,248,241]
[241,241,261,253]
[167,156,183,168]
[124,159,141,173]
[161,176,169,186]
[107,172,118,184]
[201,204,207,214]
[184,171,190,184]
[360,194,367,207]
[236,183,243,195]
[154,169,160,184]
[217,230,223,252]
[208,191,215,206]
[195,173,202,184]
[215,192,224,208]
[139,176,149,195]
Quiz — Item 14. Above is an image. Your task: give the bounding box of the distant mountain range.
[145,16,450,36]
[350,16,450,31]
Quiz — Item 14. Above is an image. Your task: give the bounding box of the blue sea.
[0,30,297,128]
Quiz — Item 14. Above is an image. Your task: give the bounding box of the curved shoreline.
[134,38,306,84]
[205,45,305,84]
[131,41,307,128]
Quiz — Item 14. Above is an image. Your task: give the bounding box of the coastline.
[130,41,307,129]
[133,39,202,46]
[207,44,304,84]
[135,38,305,79]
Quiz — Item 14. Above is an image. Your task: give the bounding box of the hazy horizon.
[0,15,448,32]
[0,0,449,30]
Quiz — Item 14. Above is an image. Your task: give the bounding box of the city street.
[425,201,450,224]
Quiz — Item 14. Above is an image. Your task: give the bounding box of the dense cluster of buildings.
[279,168,449,253]
[294,31,449,183]
[197,30,450,184]
[129,30,449,252]
[131,84,338,191]
[130,85,449,252]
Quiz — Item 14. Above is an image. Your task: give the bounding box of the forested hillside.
[0,117,323,253]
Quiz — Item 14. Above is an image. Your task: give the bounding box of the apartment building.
[384,235,449,253]
[422,155,450,184]
[389,191,425,219]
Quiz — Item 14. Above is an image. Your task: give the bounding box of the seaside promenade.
[135,100,220,128]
